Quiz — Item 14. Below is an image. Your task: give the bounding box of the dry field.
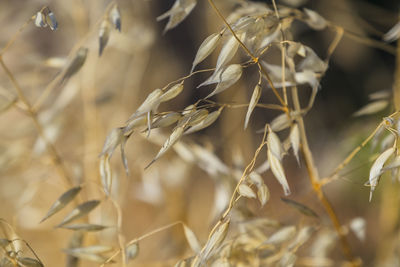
[0,0,399,266]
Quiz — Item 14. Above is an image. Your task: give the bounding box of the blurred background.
[0,0,399,266]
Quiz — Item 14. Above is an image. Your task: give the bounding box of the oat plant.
[0,0,399,266]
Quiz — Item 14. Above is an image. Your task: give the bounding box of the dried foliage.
[0,0,399,266]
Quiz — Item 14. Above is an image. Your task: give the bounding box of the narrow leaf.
[383,21,400,42]
[98,19,111,56]
[183,225,201,253]
[61,47,88,83]
[368,147,395,201]
[110,4,121,31]
[264,226,296,245]
[61,224,109,232]
[268,150,290,195]
[146,126,184,169]
[281,198,318,218]
[40,186,82,223]
[267,127,283,160]
[289,124,300,164]
[99,155,112,195]
[353,100,388,117]
[257,183,270,206]
[244,84,261,129]
[57,200,101,227]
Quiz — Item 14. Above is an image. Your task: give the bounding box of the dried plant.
[0,0,399,266]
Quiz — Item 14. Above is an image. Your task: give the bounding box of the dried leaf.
[353,100,388,117]
[368,147,395,201]
[57,200,101,227]
[238,183,257,199]
[281,198,318,218]
[98,19,111,56]
[264,226,296,245]
[303,8,327,30]
[63,249,108,263]
[146,126,184,169]
[160,83,184,102]
[244,84,261,129]
[268,149,290,195]
[183,225,201,253]
[109,4,121,32]
[191,33,222,72]
[65,245,113,254]
[206,64,242,99]
[61,224,109,232]
[289,124,300,164]
[40,186,82,223]
[125,242,139,263]
[383,20,400,42]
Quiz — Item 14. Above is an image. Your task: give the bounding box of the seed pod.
[160,83,184,102]
[98,19,111,56]
[191,33,221,73]
[109,4,121,32]
[244,84,261,129]
[206,64,242,99]
[40,186,82,223]
[61,47,88,83]
[57,200,101,227]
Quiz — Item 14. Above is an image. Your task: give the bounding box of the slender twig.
[0,57,74,188]
[207,0,287,109]
[269,1,357,263]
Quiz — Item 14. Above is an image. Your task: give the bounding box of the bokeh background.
[0,0,399,266]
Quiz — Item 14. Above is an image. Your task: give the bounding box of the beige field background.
[0,0,399,266]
